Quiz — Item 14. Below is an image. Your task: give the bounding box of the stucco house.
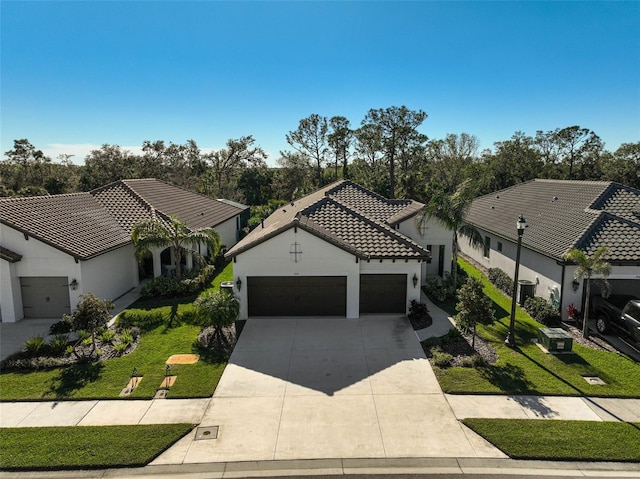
[0,179,247,323]
[459,179,640,320]
[225,180,453,319]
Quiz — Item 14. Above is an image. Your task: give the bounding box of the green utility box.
[538,328,573,353]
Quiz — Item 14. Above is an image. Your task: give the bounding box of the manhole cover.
[195,426,219,440]
[583,376,607,385]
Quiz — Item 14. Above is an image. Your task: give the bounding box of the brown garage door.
[248,276,347,316]
[360,274,407,314]
[20,277,71,319]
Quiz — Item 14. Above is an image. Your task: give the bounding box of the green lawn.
[464,419,640,461]
[0,263,233,401]
[433,259,640,397]
[0,424,193,470]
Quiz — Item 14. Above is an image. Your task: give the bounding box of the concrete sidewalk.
[2,394,639,429]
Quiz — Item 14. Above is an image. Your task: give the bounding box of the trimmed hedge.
[487,267,513,295]
[524,296,561,326]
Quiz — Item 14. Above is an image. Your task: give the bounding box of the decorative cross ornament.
[290,242,303,263]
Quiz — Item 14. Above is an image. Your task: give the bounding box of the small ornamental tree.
[67,293,114,359]
[455,277,495,349]
[193,291,240,348]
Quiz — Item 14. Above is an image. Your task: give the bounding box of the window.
[483,236,491,258]
[497,241,503,252]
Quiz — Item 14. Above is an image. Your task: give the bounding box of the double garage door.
[20,277,71,319]
[247,274,406,317]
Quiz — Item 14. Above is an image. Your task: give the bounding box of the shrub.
[487,268,513,295]
[49,334,70,356]
[113,342,129,355]
[424,275,457,302]
[119,329,134,346]
[98,330,116,344]
[24,336,46,356]
[430,347,453,368]
[140,265,216,299]
[408,300,429,320]
[459,354,487,368]
[524,296,561,326]
[116,310,165,332]
[49,317,72,335]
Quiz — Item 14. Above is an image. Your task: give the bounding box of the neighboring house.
[225,180,453,319]
[459,179,640,320]
[0,179,247,323]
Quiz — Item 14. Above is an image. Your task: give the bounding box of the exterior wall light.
[69,278,79,290]
[236,277,242,291]
[572,279,580,292]
[412,273,418,289]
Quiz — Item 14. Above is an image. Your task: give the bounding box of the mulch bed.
[422,330,498,366]
[409,313,433,330]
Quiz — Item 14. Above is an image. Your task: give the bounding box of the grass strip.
[0,424,193,470]
[432,259,640,397]
[464,418,640,462]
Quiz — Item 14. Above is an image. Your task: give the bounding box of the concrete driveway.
[153,316,503,464]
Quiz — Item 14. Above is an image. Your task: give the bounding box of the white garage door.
[20,277,71,319]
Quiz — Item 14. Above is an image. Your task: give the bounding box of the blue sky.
[2,1,639,165]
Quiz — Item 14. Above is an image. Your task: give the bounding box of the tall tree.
[328,116,353,180]
[358,106,427,198]
[80,144,139,190]
[602,141,640,189]
[535,126,603,179]
[426,133,479,193]
[418,180,484,287]
[272,152,314,201]
[286,114,329,186]
[478,132,542,194]
[202,136,267,200]
[564,246,611,339]
[131,216,221,279]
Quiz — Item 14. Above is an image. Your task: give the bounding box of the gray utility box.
[538,328,573,353]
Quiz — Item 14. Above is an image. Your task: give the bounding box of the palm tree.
[131,215,221,278]
[418,180,484,287]
[194,291,240,348]
[564,246,611,339]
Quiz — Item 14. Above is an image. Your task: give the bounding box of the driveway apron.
[153,316,503,464]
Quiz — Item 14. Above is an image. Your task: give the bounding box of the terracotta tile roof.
[465,179,640,262]
[0,179,246,260]
[0,193,131,260]
[226,180,429,260]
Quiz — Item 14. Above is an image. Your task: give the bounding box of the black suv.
[591,295,640,343]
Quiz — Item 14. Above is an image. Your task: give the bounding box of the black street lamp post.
[505,215,527,348]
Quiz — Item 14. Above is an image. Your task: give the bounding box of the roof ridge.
[0,191,88,203]
[294,213,363,258]
[305,197,429,258]
[91,179,160,222]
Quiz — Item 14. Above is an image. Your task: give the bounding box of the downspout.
[559,263,566,321]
